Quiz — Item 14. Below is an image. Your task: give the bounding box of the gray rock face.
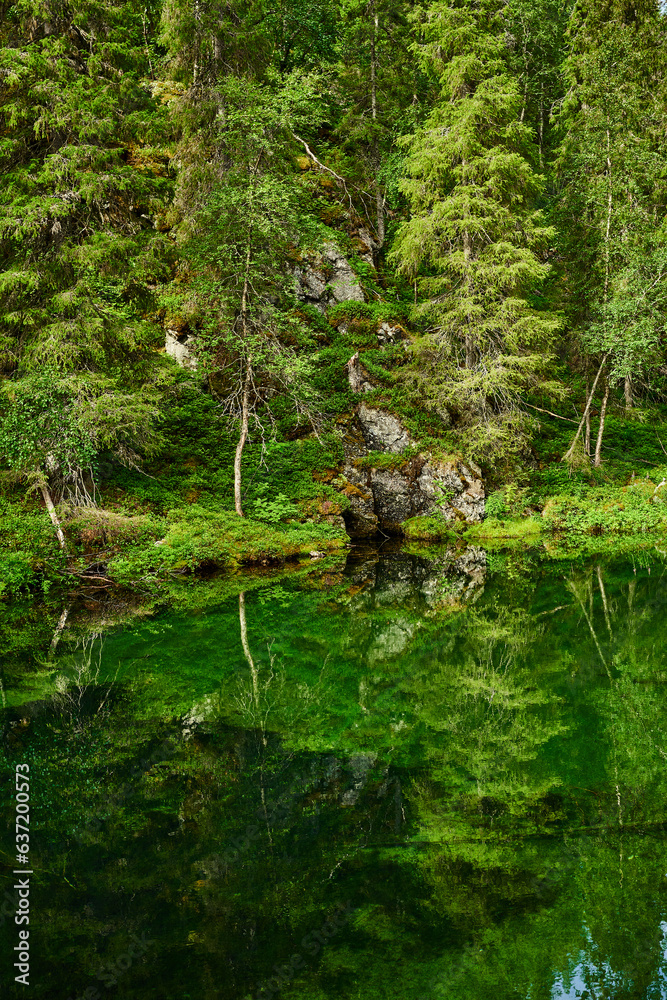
[357,405,411,453]
[323,243,365,303]
[294,243,364,312]
[337,407,485,535]
[340,464,378,538]
[370,468,424,530]
[166,329,197,368]
[377,322,405,346]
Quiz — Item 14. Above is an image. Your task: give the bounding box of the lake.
[2,541,667,999]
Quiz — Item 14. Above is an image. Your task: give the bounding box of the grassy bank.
[0,498,346,597]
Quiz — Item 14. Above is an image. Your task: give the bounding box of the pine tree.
[165,76,324,515]
[390,0,560,467]
[0,0,172,512]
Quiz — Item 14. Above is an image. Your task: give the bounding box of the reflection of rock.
[344,547,487,619]
[166,328,197,368]
[341,752,378,806]
[366,619,415,666]
[339,547,487,666]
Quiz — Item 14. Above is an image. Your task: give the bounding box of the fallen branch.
[292,133,374,222]
[524,402,578,424]
[69,572,113,583]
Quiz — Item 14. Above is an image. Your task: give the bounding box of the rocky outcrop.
[337,406,485,537]
[295,242,364,312]
[166,328,197,368]
[357,404,411,453]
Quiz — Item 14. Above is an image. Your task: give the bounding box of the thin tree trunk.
[593,380,610,468]
[370,3,384,247]
[563,354,607,461]
[584,379,591,458]
[624,374,633,409]
[234,195,255,518]
[604,129,613,305]
[463,227,474,369]
[40,482,67,550]
[234,363,251,517]
[538,81,544,169]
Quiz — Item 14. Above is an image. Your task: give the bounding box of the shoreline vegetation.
[2,0,667,600]
[3,454,667,598]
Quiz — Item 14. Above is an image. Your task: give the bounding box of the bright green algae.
[2,544,667,1000]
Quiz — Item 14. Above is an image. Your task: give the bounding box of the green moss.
[107,505,346,587]
[402,515,458,541]
[355,447,421,472]
[464,516,543,542]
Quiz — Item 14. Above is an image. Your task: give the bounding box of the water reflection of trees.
[4,549,667,999]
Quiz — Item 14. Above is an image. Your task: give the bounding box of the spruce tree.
[0,0,172,511]
[390,0,560,467]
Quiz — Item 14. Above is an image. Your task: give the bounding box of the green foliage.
[0,497,66,596]
[542,475,667,537]
[484,483,530,518]
[251,487,301,523]
[390,0,562,467]
[402,515,457,541]
[554,0,667,393]
[107,505,345,584]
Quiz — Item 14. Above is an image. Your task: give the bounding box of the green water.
[3,543,667,999]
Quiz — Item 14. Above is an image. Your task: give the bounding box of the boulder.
[166,329,197,368]
[357,404,411,453]
[295,243,365,312]
[339,465,379,538]
[335,407,485,535]
[323,243,365,303]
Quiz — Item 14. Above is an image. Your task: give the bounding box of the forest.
[2,0,667,591]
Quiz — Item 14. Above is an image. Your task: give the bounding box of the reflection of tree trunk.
[239,592,272,844]
[593,381,610,468]
[40,482,67,551]
[596,565,613,638]
[239,592,259,710]
[49,605,71,659]
[568,579,610,677]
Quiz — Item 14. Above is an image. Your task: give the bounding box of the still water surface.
[2,544,667,999]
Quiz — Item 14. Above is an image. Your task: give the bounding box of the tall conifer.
[391,0,560,466]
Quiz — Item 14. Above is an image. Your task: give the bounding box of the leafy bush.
[251,488,300,524]
[0,499,65,596]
